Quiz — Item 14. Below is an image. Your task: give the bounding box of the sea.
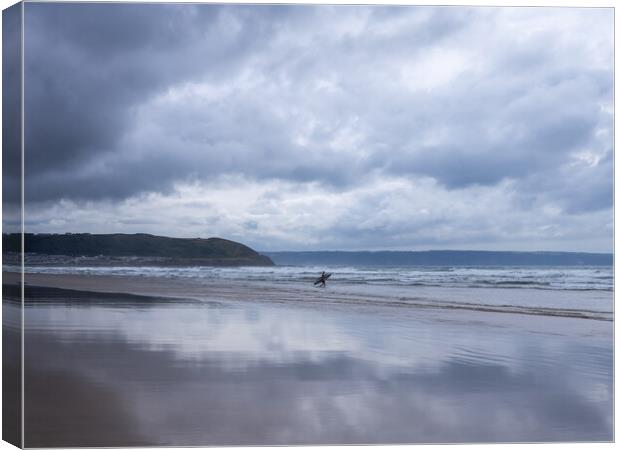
[5,253,613,290]
[5,254,613,320]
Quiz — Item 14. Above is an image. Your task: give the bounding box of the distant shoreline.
[264,250,613,267]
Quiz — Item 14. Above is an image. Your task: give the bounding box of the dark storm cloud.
[24,3,299,193]
[18,5,613,250]
[25,3,191,174]
[22,4,479,202]
[3,3,22,215]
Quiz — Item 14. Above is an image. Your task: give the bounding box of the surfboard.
[313,273,332,285]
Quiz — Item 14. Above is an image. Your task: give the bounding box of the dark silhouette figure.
[314,271,330,287]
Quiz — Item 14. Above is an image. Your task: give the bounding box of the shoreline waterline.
[4,271,613,322]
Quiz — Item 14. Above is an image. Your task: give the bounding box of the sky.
[7,4,614,251]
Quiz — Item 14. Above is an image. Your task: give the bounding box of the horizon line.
[260,249,614,255]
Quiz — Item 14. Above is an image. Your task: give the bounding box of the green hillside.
[3,233,274,266]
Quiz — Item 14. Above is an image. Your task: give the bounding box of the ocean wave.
[3,260,613,292]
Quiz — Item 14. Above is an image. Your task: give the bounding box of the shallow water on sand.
[15,285,613,446]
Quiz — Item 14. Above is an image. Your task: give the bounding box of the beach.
[4,270,613,446]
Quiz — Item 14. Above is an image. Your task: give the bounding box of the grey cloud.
[24,3,284,183]
[15,4,613,251]
[22,4,484,203]
[518,150,613,216]
[3,3,22,219]
[381,68,608,189]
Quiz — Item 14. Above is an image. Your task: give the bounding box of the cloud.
[3,3,22,222]
[24,3,293,179]
[22,176,613,252]
[19,4,613,250]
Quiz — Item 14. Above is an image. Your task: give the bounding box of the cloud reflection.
[22,291,613,446]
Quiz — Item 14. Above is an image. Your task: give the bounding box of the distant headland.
[2,233,274,267]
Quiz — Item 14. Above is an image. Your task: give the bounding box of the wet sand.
[4,272,614,446]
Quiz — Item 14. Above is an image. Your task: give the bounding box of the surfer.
[314,271,330,287]
[318,271,327,287]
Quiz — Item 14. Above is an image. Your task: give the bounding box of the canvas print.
[2,2,614,447]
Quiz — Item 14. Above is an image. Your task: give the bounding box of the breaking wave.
[4,254,612,292]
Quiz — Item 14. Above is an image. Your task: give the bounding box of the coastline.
[5,270,612,321]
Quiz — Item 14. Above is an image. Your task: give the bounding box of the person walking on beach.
[314,271,331,287]
[319,271,327,287]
